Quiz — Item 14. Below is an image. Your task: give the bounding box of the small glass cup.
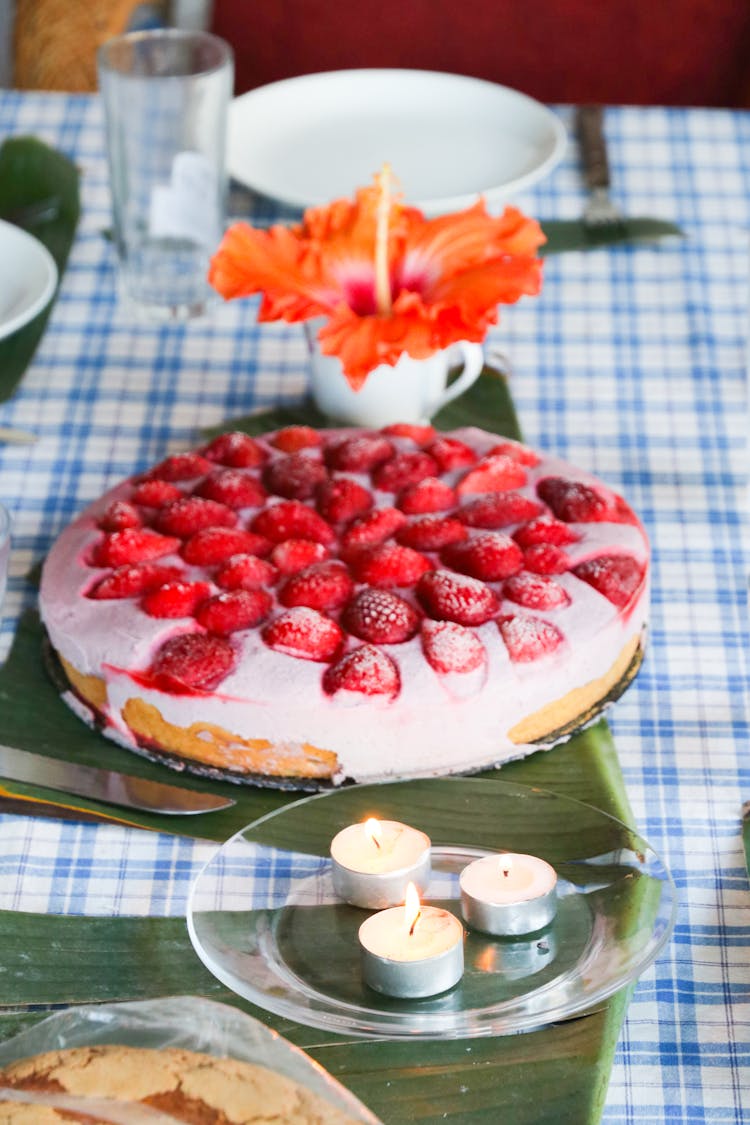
[97,29,233,321]
[0,502,11,616]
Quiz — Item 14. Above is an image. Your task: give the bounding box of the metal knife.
[0,745,235,815]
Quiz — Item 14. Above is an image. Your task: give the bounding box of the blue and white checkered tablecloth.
[0,92,748,1122]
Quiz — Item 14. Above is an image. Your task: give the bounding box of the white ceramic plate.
[0,219,58,341]
[228,68,566,215]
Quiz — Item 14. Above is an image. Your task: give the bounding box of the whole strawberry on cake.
[39,423,649,788]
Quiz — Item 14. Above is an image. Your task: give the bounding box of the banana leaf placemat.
[0,903,630,1125]
[0,363,648,1121]
[0,732,643,1123]
[0,137,80,403]
[0,363,635,836]
[0,733,644,1124]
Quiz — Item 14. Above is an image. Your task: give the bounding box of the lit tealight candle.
[359,882,465,998]
[330,818,431,908]
[459,852,558,937]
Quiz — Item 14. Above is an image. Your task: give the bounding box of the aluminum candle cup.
[459,852,558,937]
[358,892,465,998]
[330,819,431,908]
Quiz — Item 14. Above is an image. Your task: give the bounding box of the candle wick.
[409,910,421,937]
[372,836,381,850]
[502,868,510,878]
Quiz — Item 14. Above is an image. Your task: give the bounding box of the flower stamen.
[374,164,393,316]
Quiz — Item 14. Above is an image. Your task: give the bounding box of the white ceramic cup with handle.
[304,325,484,427]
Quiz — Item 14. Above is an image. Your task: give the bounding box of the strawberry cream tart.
[39,425,649,787]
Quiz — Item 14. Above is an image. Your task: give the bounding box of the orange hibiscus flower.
[209,168,545,389]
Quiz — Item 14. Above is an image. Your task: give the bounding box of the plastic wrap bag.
[0,995,382,1123]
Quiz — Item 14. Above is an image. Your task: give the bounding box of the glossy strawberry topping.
[79,428,646,700]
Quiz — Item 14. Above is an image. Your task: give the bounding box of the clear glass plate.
[187,778,676,1040]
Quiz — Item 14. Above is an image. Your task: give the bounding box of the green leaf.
[0,372,643,1121]
[0,137,80,403]
[246,768,635,865]
[0,615,640,1121]
[540,217,684,256]
[201,362,521,443]
[202,400,330,439]
[433,361,521,438]
[0,907,630,1123]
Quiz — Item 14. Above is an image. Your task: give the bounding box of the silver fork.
[575,105,624,230]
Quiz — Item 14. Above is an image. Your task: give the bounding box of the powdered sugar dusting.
[499,614,565,662]
[324,644,400,697]
[263,606,342,661]
[573,554,645,608]
[421,619,487,674]
[503,571,571,610]
[418,569,499,625]
[442,531,523,581]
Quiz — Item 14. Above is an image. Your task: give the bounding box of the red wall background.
[212,0,750,107]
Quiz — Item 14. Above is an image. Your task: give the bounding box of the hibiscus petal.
[318,297,437,388]
[208,224,338,320]
[399,202,544,295]
[302,181,412,291]
[431,256,543,312]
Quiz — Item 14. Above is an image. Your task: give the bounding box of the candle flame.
[364,817,382,850]
[500,854,513,879]
[404,881,421,936]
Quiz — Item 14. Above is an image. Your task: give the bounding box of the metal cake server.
[0,745,235,815]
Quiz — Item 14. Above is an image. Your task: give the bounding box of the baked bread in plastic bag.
[0,995,381,1123]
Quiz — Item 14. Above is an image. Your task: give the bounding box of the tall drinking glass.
[98,30,233,320]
